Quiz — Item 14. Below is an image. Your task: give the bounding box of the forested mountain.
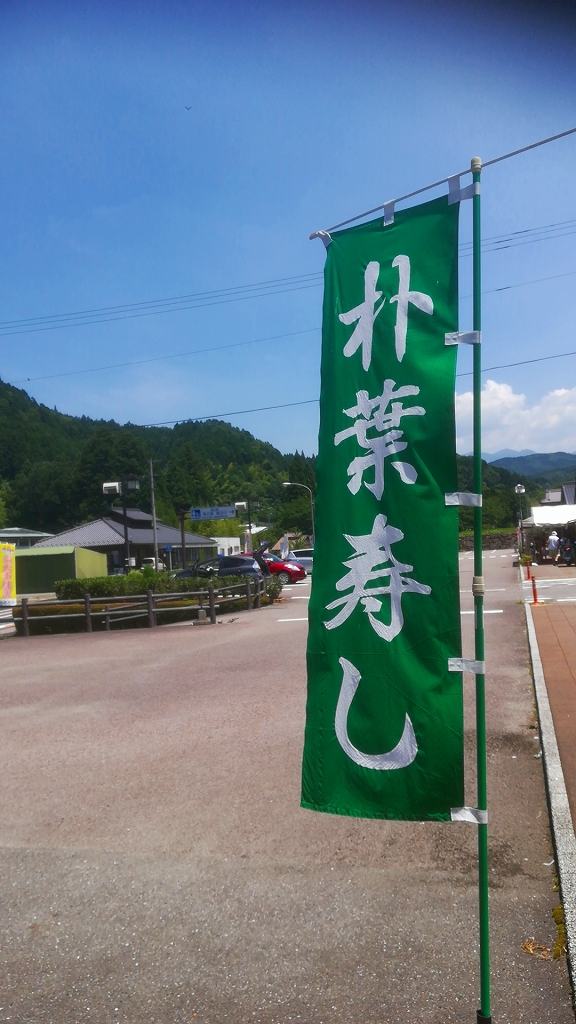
[456,455,539,530]
[492,451,576,479]
[0,380,316,535]
[0,379,536,536]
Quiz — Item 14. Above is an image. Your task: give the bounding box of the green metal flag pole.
[471,155,491,1023]
[305,130,576,1024]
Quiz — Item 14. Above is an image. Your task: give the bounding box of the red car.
[262,553,306,584]
[242,551,306,584]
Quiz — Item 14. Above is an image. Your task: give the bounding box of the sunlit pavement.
[0,558,572,1023]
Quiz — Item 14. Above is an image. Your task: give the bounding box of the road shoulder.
[526,601,576,998]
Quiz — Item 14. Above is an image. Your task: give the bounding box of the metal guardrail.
[15,578,267,636]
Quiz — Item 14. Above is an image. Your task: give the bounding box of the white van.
[141,557,166,572]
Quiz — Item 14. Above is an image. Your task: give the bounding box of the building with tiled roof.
[33,507,216,573]
[0,526,55,548]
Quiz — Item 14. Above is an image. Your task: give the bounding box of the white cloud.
[456,379,576,454]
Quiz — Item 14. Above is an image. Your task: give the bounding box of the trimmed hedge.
[54,570,284,602]
[15,574,284,636]
[55,569,189,599]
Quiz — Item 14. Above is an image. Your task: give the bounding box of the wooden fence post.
[22,597,29,637]
[254,579,261,609]
[104,605,111,631]
[208,585,216,624]
[245,578,252,611]
[147,589,156,628]
[84,594,92,633]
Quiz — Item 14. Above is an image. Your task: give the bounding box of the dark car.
[196,555,263,579]
[170,567,197,579]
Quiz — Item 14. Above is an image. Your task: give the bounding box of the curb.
[525,603,576,994]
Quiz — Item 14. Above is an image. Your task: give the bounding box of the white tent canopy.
[529,505,576,528]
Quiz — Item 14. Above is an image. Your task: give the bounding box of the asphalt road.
[0,559,573,1023]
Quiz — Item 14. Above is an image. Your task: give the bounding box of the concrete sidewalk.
[531,603,576,825]
[528,602,576,1001]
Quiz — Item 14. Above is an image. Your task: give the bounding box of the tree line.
[0,379,537,537]
[0,380,316,537]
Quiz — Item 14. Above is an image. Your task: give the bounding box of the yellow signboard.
[0,543,16,607]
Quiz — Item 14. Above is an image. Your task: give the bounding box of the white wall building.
[212,536,242,556]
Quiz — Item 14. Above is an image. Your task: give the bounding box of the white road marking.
[558,599,576,603]
[461,609,504,615]
[277,617,308,622]
[523,579,576,589]
[291,596,309,600]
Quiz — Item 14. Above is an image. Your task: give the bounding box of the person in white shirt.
[546,530,560,564]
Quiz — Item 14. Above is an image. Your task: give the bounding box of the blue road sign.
[190,506,237,520]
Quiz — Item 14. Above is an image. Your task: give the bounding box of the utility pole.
[150,460,159,570]
[179,509,187,569]
[282,481,315,543]
[121,476,130,569]
[247,498,253,552]
[515,484,526,555]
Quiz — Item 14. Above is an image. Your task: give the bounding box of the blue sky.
[1,0,576,455]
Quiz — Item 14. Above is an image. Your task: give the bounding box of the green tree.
[10,461,76,532]
[75,428,150,521]
[0,479,13,528]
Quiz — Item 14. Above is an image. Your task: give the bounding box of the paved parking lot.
[0,563,573,1023]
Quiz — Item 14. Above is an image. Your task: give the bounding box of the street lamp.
[282,482,315,544]
[103,475,140,570]
[515,484,526,554]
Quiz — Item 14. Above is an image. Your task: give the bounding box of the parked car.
[170,567,198,579]
[261,553,306,585]
[142,557,166,571]
[197,555,263,579]
[286,548,314,574]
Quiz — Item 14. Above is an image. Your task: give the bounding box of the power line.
[456,348,576,378]
[0,280,324,338]
[459,267,576,300]
[8,267,576,386]
[136,346,576,427]
[7,327,320,385]
[0,271,322,328]
[141,399,320,427]
[1,217,574,339]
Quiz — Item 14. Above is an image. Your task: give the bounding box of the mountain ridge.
[491,451,576,478]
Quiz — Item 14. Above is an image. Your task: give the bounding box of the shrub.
[15,577,269,635]
[55,576,122,599]
[265,576,283,601]
[54,571,281,600]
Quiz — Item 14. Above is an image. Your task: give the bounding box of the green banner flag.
[302,195,463,821]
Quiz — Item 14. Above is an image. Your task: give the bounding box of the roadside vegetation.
[14,572,284,636]
[0,378,541,540]
[54,568,283,601]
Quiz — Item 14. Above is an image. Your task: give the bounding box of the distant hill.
[492,452,576,478]
[0,379,315,534]
[482,449,536,462]
[464,449,536,462]
[0,378,543,536]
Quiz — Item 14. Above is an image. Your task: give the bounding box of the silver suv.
[286,548,314,573]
